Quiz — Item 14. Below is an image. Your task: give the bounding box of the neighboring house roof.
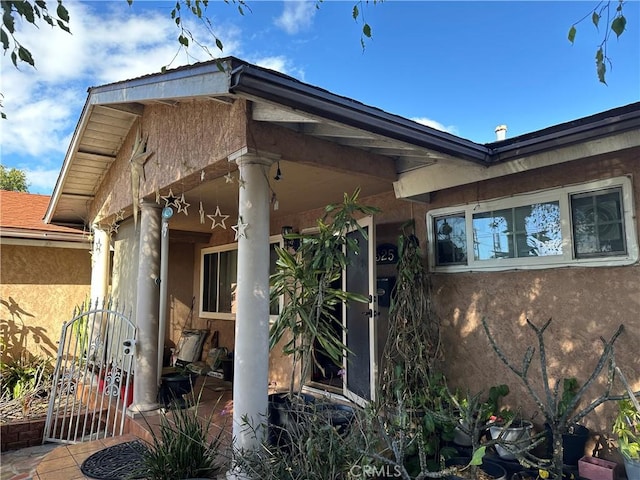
[1,190,89,246]
[44,55,640,227]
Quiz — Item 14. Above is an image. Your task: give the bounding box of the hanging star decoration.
[232,216,249,240]
[109,221,120,235]
[224,172,234,184]
[237,176,246,189]
[199,202,206,225]
[129,127,154,226]
[161,189,179,209]
[207,206,230,230]
[115,209,125,222]
[176,193,190,215]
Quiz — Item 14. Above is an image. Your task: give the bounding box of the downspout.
[158,206,173,384]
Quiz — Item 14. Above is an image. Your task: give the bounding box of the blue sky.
[2,1,639,194]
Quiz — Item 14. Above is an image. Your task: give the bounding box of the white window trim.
[426,176,638,272]
[199,235,283,320]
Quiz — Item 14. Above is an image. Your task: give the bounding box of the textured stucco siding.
[0,244,91,362]
[427,153,640,438]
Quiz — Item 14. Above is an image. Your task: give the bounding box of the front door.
[343,216,376,405]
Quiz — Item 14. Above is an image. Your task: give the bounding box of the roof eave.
[229,64,491,165]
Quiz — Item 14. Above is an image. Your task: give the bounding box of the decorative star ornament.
[237,176,246,189]
[177,193,190,215]
[161,189,179,208]
[224,172,234,184]
[94,238,103,255]
[109,221,120,235]
[115,210,125,222]
[232,217,249,240]
[199,202,206,225]
[129,127,154,226]
[206,206,230,230]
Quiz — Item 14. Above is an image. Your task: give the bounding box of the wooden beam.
[248,120,397,182]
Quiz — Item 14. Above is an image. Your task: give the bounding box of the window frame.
[199,235,284,320]
[426,176,637,272]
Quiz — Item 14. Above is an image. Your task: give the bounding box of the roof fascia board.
[394,129,640,201]
[89,67,233,105]
[44,98,94,224]
[229,65,490,165]
[488,109,640,163]
[1,237,90,249]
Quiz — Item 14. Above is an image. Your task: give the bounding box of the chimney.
[495,124,507,141]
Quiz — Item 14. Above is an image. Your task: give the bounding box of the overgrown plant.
[269,189,378,394]
[138,389,227,479]
[377,223,451,474]
[234,400,371,480]
[482,317,638,479]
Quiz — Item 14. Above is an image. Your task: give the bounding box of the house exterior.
[0,190,91,364]
[44,56,639,457]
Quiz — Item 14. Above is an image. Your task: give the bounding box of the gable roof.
[44,55,640,227]
[1,190,88,244]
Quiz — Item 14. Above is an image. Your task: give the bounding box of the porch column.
[129,200,161,414]
[228,149,276,457]
[90,225,110,304]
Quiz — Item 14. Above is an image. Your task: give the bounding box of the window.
[427,177,637,272]
[200,236,282,319]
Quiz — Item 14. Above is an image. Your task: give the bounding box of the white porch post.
[90,225,111,304]
[129,200,161,414]
[228,149,276,459]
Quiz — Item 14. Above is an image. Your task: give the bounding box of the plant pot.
[454,419,473,447]
[578,456,617,480]
[489,420,534,460]
[622,454,640,480]
[544,423,590,467]
[445,457,507,480]
[158,371,197,407]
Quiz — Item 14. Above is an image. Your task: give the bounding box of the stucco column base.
[126,403,161,418]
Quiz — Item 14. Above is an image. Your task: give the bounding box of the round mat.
[80,440,148,479]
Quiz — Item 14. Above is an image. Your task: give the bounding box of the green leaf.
[57,18,70,33]
[1,112,6,120]
[352,5,359,20]
[237,5,244,15]
[178,34,189,47]
[0,28,8,51]
[3,10,15,34]
[591,12,599,29]
[362,23,371,38]
[43,14,53,26]
[470,446,487,466]
[596,48,607,85]
[16,1,35,24]
[611,15,626,38]
[18,46,34,66]
[127,0,133,5]
[35,1,47,9]
[567,25,576,44]
[56,2,69,22]
[10,50,18,67]
[215,38,223,50]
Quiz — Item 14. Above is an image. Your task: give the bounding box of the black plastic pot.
[158,371,197,407]
[544,423,590,467]
[445,457,507,480]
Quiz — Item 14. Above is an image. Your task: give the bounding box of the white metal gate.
[44,299,136,444]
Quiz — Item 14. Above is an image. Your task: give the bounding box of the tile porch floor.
[1,376,234,480]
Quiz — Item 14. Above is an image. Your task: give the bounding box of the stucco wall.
[426,153,640,440]
[89,100,248,223]
[111,220,140,313]
[0,244,91,362]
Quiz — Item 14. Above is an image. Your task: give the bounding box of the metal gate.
[44,299,136,444]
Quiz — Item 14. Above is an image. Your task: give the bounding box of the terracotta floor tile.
[37,464,87,480]
[36,455,77,474]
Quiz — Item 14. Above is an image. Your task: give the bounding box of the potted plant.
[482,317,628,480]
[612,398,640,479]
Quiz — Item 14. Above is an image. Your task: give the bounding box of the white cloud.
[411,117,459,136]
[25,167,62,195]
[274,2,317,35]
